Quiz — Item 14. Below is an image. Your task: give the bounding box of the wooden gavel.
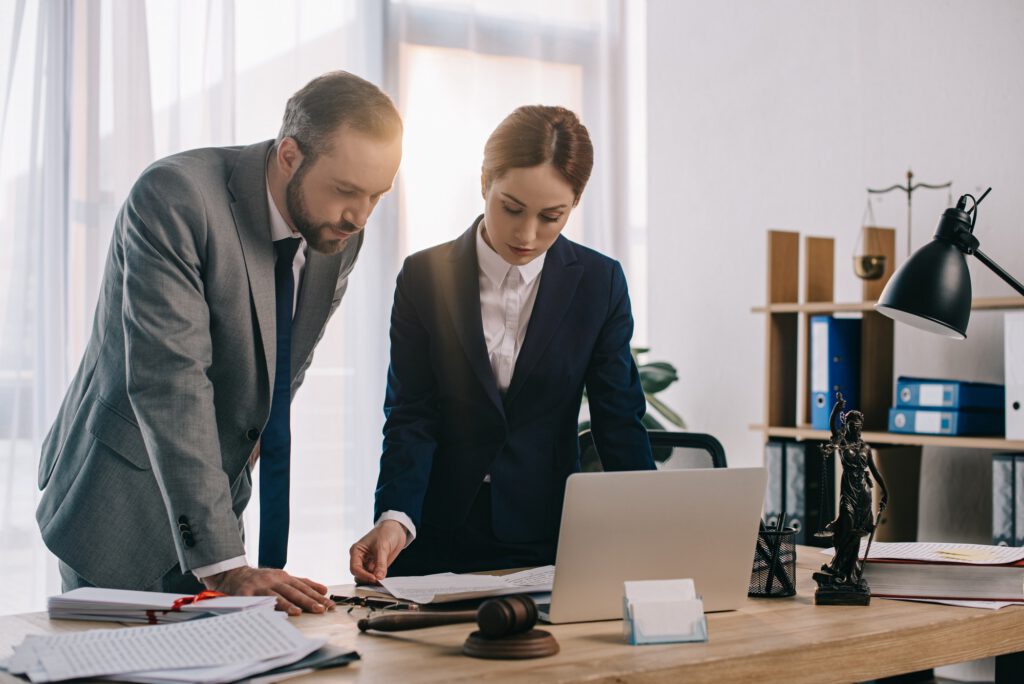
[357,594,538,639]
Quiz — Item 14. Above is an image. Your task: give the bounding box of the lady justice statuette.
[812,392,889,605]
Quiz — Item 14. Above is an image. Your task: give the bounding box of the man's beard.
[285,163,361,255]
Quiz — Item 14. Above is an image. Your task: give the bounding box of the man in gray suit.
[36,71,402,615]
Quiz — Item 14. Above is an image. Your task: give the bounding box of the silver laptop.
[539,467,767,623]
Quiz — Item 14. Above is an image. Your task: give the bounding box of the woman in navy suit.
[350,106,654,581]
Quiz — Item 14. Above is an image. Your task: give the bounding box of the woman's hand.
[349,520,408,583]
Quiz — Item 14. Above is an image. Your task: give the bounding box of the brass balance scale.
[855,170,952,281]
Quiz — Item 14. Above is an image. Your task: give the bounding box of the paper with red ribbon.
[47,588,275,624]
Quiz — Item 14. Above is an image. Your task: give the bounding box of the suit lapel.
[228,140,277,388]
[504,236,583,407]
[443,222,505,416]
[290,244,346,375]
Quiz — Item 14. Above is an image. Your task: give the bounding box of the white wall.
[647,0,1024,543]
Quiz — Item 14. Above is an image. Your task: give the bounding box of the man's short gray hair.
[277,71,402,160]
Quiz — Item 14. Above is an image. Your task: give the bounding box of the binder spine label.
[784,442,806,545]
[764,441,784,529]
[1015,455,1024,547]
[811,320,828,394]
[993,454,1015,546]
[915,411,943,434]
[1008,313,1024,440]
[918,385,947,407]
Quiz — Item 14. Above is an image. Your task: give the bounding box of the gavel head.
[476,594,538,638]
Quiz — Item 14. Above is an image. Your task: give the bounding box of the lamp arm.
[973,249,1024,297]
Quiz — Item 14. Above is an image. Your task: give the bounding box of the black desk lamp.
[875,188,1024,339]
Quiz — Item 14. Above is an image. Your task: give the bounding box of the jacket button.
[182,532,196,548]
[178,515,189,525]
[246,428,260,441]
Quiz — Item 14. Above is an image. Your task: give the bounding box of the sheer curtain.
[88,0,393,586]
[0,0,72,616]
[0,0,645,614]
[1,0,391,613]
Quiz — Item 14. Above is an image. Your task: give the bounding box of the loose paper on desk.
[821,541,1024,564]
[377,566,554,604]
[901,598,1024,611]
[2,609,325,683]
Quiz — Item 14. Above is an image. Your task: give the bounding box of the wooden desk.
[3,548,1024,684]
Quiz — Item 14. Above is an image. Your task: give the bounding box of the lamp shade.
[875,238,972,340]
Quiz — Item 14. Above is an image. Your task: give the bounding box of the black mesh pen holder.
[748,527,797,598]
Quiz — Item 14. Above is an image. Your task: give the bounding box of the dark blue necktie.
[259,237,301,569]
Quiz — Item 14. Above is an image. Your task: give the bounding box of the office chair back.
[577,429,727,470]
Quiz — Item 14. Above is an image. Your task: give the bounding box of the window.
[0,0,645,614]
[390,0,647,334]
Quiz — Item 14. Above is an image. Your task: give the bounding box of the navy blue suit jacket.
[374,219,654,546]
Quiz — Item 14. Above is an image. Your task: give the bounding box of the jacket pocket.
[85,398,151,470]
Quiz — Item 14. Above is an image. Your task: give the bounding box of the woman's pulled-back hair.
[482,105,593,205]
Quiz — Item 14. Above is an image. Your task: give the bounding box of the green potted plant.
[577,347,685,471]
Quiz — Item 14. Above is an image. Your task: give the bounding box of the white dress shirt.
[192,184,307,580]
[475,221,546,392]
[377,221,546,545]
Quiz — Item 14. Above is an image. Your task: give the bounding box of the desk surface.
[3,547,1024,684]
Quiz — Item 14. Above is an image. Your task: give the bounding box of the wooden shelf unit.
[758,228,896,433]
[754,228,1021,543]
[754,227,1021,444]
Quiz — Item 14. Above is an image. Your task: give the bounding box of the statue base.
[812,572,871,606]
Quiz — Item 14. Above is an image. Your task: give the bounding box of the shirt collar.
[266,180,303,243]
[476,221,546,286]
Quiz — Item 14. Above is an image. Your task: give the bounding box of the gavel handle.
[358,610,478,632]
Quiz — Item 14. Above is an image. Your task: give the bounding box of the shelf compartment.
[764,230,801,427]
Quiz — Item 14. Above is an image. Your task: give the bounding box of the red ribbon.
[143,591,228,624]
[170,590,227,611]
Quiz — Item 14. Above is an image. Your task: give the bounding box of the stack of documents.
[823,541,1024,607]
[48,588,276,624]
[0,610,354,683]
[373,566,555,604]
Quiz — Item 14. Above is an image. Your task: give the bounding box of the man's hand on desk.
[201,566,336,616]
[349,519,407,583]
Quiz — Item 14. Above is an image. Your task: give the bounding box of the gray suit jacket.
[36,140,362,589]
